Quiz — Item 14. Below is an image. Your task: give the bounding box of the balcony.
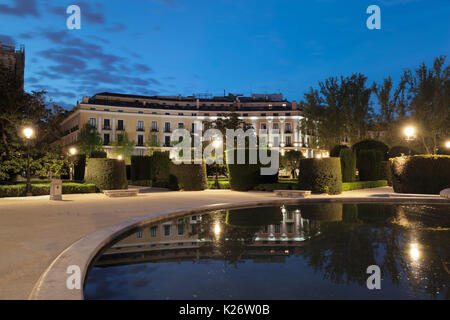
[116,127,125,131]
[137,127,145,132]
[136,143,145,147]
[285,130,293,134]
[164,129,172,133]
[103,126,111,130]
[151,128,159,133]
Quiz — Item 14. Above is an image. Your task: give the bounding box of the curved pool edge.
[28,196,449,300]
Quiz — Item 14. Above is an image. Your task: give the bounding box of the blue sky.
[0,0,449,108]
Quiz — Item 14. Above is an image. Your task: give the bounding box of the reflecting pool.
[84,203,450,300]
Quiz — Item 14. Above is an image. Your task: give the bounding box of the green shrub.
[227,148,278,191]
[170,162,208,191]
[339,149,356,182]
[168,174,180,191]
[380,161,392,186]
[89,150,107,158]
[84,158,128,191]
[298,157,342,195]
[131,156,152,181]
[0,183,97,198]
[150,151,171,187]
[342,180,388,191]
[330,145,349,157]
[71,154,86,181]
[352,139,389,160]
[207,180,231,189]
[358,149,382,181]
[390,155,450,194]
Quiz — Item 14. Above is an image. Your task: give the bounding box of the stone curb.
[28,196,449,300]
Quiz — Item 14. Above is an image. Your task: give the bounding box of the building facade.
[60,92,328,158]
[0,41,25,86]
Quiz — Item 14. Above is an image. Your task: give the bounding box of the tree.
[77,123,103,156]
[111,131,135,163]
[300,73,372,150]
[281,150,304,179]
[32,152,68,178]
[402,56,450,154]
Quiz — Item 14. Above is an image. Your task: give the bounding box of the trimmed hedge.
[226,207,282,227]
[352,139,389,160]
[0,183,97,198]
[339,148,356,182]
[130,180,152,187]
[358,149,382,181]
[85,158,128,191]
[150,151,171,187]
[227,149,278,191]
[207,180,231,189]
[330,145,349,157]
[342,180,388,191]
[131,156,152,181]
[298,157,342,195]
[71,154,86,181]
[89,150,107,158]
[380,161,392,186]
[169,162,208,191]
[390,155,450,194]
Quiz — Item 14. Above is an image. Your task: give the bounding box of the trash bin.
[50,178,63,201]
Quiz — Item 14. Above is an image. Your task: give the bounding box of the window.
[177,221,184,235]
[191,224,198,235]
[137,120,144,131]
[103,133,110,145]
[136,230,143,239]
[287,223,294,234]
[263,226,269,234]
[164,122,171,133]
[151,121,158,132]
[285,123,292,133]
[286,136,292,146]
[117,120,124,131]
[89,118,96,128]
[163,225,171,236]
[103,119,110,130]
[178,122,184,129]
[150,226,158,237]
[192,113,197,116]
[178,113,184,116]
[274,224,281,233]
[273,123,279,131]
[138,111,144,114]
[164,136,171,147]
[137,135,144,146]
[260,123,267,130]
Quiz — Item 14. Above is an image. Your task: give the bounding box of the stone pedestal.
[50,179,62,201]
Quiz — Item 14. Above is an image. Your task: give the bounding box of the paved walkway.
[0,186,420,300]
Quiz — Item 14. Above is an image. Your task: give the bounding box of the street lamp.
[69,148,77,180]
[23,128,34,196]
[404,126,416,156]
[445,141,450,149]
[118,155,123,161]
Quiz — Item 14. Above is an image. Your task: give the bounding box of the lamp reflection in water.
[213,222,222,237]
[409,243,420,262]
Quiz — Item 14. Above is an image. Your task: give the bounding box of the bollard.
[50,178,63,201]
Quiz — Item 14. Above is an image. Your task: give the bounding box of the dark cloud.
[134,64,153,73]
[0,34,15,45]
[104,23,127,33]
[0,0,39,17]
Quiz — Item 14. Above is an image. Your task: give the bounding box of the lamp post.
[69,147,77,180]
[23,128,34,196]
[118,155,123,161]
[445,141,450,149]
[404,126,415,156]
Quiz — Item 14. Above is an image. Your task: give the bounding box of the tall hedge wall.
[298,157,342,195]
[390,155,450,194]
[170,162,208,191]
[358,149,382,181]
[71,154,86,181]
[131,156,152,181]
[85,158,128,191]
[150,151,171,187]
[352,139,389,160]
[330,145,349,157]
[339,148,356,182]
[226,149,279,191]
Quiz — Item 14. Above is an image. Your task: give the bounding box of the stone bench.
[274,190,311,198]
[103,189,139,198]
[440,189,450,199]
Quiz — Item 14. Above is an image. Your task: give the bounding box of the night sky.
[0,0,449,109]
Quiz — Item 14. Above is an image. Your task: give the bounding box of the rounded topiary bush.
[380,161,392,186]
[300,203,343,221]
[390,155,450,194]
[339,148,356,182]
[330,145,349,157]
[84,158,128,191]
[170,162,207,191]
[150,151,171,187]
[352,139,389,160]
[358,149,382,181]
[298,157,342,195]
[226,149,279,191]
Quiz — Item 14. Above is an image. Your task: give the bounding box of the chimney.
[196,99,200,109]
[82,96,89,103]
[292,101,297,110]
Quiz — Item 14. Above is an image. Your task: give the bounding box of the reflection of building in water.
[96,209,319,267]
